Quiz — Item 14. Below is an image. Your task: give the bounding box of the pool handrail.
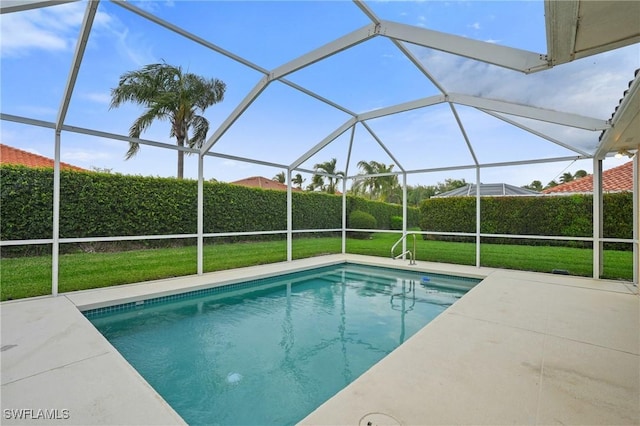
[391,233,417,265]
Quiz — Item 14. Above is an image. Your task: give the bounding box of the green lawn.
[0,233,633,301]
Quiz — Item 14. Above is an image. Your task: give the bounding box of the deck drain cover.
[359,412,401,426]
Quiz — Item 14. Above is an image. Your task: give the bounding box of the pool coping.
[1,254,638,425]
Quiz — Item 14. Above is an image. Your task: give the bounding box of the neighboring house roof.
[434,183,540,198]
[231,176,302,191]
[542,161,633,195]
[1,144,86,171]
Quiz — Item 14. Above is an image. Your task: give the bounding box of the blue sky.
[1,0,637,188]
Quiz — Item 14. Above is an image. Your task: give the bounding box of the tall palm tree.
[313,158,344,194]
[110,62,226,179]
[354,160,399,202]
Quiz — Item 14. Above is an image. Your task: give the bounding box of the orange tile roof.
[1,144,86,171]
[231,176,302,191]
[542,161,633,194]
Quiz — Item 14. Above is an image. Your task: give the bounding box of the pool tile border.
[83,262,481,319]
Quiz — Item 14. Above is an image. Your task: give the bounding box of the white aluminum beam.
[478,155,588,169]
[595,73,640,158]
[0,0,77,14]
[380,20,550,74]
[270,24,378,80]
[197,155,204,275]
[359,121,405,172]
[391,40,448,95]
[56,0,98,131]
[634,152,639,285]
[358,95,445,121]
[279,79,356,117]
[544,0,579,65]
[203,150,287,170]
[482,109,593,157]
[450,103,479,166]
[52,132,61,296]
[449,93,609,131]
[287,169,293,262]
[352,0,380,24]
[475,167,481,268]
[593,158,603,278]
[406,154,586,176]
[201,76,270,154]
[290,118,357,170]
[342,129,354,254]
[62,123,199,153]
[1,113,56,129]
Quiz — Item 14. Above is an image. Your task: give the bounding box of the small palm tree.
[560,172,574,184]
[273,171,286,184]
[313,158,344,194]
[292,173,305,189]
[110,62,226,179]
[307,174,325,192]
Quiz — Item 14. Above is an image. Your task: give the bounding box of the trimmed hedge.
[0,165,419,255]
[419,194,633,249]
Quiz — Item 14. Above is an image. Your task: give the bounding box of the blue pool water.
[87,264,477,425]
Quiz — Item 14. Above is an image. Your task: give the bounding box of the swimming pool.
[87,263,479,425]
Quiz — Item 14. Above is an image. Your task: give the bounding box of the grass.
[0,233,633,301]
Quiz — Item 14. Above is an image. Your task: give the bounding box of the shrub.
[390,215,403,230]
[348,210,377,239]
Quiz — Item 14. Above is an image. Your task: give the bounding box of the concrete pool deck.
[1,254,638,425]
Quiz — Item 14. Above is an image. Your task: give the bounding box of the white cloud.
[221,159,253,170]
[18,105,59,117]
[63,150,112,163]
[82,92,112,105]
[0,2,113,58]
[484,38,500,44]
[112,27,156,67]
[470,22,481,30]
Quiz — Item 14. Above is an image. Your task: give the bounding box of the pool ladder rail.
[391,233,417,265]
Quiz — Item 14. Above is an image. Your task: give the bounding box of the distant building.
[433,183,540,198]
[231,176,302,191]
[1,143,86,171]
[542,161,633,195]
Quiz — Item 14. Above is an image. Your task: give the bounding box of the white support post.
[52,132,61,296]
[402,173,408,258]
[475,167,481,268]
[593,158,603,279]
[342,128,356,255]
[287,169,293,262]
[633,151,639,286]
[342,179,348,255]
[197,155,204,275]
